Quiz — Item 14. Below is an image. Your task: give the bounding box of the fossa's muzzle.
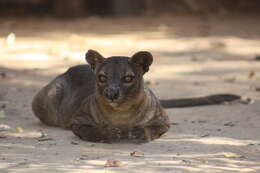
[104,86,120,102]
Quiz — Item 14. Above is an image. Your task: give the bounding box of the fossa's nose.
[104,86,120,102]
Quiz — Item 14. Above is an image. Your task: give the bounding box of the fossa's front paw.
[71,124,109,143]
[128,128,152,142]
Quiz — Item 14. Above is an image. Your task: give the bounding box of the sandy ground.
[0,14,260,173]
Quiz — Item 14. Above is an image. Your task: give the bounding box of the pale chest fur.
[91,87,160,128]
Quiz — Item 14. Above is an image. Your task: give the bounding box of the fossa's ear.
[131,51,153,74]
[85,50,105,70]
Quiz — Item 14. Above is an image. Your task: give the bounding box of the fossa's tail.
[160,94,241,108]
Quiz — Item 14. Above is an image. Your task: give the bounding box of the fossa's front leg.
[71,124,127,143]
[129,124,170,142]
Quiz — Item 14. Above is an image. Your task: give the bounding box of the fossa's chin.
[104,98,121,107]
[108,102,119,107]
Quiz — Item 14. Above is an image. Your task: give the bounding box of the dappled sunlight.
[147,60,260,82]
[0,163,10,169]
[4,53,50,61]
[197,165,254,172]
[173,137,260,146]
[207,157,260,166]
[2,19,260,65]
[1,15,260,173]
[222,37,260,56]
[1,130,42,138]
[0,143,35,149]
[2,29,260,81]
[73,150,260,172]
[7,77,51,87]
[1,132,260,173]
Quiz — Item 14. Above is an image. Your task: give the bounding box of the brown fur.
[32,50,170,143]
[32,50,241,143]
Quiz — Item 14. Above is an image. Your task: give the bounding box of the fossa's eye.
[98,74,107,83]
[123,75,135,83]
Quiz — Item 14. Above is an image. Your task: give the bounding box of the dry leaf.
[210,41,226,48]
[24,81,33,86]
[0,133,7,138]
[0,110,6,119]
[223,152,244,158]
[104,160,127,167]
[0,124,11,131]
[223,77,236,83]
[145,80,151,85]
[6,33,16,46]
[248,71,255,79]
[130,151,144,157]
[38,137,54,142]
[182,159,192,164]
[201,160,208,164]
[15,127,23,133]
[240,97,254,104]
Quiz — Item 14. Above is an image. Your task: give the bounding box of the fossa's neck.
[91,87,156,128]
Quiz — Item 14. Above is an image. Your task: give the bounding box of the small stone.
[130,151,144,157]
[224,122,235,127]
[71,141,78,145]
[201,134,210,138]
[104,160,127,167]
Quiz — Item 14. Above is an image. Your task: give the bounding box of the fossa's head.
[85,50,153,107]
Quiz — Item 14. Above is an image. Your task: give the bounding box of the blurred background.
[0,0,259,81]
[0,0,260,17]
[0,0,260,99]
[0,0,260,91]
[1,1,260,172]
